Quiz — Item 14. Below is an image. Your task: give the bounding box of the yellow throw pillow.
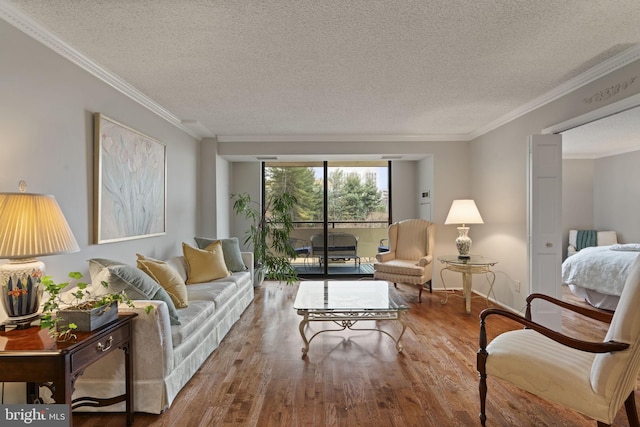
[136,254,189,308]
[182,242,230,284]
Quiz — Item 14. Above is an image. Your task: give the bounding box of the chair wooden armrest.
[479,307,628,354]
[525,292,614,323]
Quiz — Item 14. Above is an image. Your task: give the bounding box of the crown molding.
[470,44,640,140]
[563,145,640,160]
[217,133,472,142]
[0,1,210,141]
[542,92,640,134]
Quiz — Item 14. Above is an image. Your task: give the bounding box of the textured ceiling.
[5,0,640,155]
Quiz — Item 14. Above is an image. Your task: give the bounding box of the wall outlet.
[514,280,521,293]
[421,191,430,198]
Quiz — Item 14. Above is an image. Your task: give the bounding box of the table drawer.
[71,324,130,372]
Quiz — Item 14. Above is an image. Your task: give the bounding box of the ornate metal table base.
[297,309,407,354]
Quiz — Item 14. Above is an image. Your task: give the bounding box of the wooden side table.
[0,313,137,426]
[438,255,498,314]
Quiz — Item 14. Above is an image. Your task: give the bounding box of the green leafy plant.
[231,192,298,285]
[40,272,151,342]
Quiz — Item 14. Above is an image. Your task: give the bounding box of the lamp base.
[455,226,472,258]
[0,313,41,331]
[0,258,44,327]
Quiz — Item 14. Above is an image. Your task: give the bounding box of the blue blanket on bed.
[576,229,597,250]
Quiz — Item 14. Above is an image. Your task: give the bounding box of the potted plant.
[40,272,144,342]
[231,192,299,285]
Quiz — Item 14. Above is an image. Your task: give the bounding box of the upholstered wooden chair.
[477,255,640,426]
[373,219,435,303]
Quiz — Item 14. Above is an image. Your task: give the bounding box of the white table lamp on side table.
[445,199,484,259]
[0,183,79,329]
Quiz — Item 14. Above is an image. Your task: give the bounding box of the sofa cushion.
[194,237,248,272]
[136,254,189,308]
[88,259,181,325]
[185,281,238,305]
[171,300,217,347]
[182,242,230,284]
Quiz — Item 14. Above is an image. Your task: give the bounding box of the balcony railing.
[288,221,389,271]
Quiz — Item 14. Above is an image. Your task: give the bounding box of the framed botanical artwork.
[94,113,167,244]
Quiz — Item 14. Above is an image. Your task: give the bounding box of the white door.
[527,134,563,331]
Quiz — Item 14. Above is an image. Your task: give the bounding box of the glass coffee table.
[293,280,409,354]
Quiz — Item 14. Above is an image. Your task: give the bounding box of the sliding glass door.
[264,161,390,277]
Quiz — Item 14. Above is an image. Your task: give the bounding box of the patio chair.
[289,238,312,268]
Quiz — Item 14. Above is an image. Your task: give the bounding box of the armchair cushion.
[486,329,598,416]
[374,259,425,277]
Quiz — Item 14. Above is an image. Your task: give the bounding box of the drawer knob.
[97,336,113,352]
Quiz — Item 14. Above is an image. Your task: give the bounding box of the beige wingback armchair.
[373,219,435,303]
[477,254,640,426]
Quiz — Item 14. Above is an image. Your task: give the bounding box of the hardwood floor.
[74,282,637,427]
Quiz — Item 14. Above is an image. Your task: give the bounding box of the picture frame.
[93,113,167,244]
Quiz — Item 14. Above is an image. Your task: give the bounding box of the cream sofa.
[71,251,254,414]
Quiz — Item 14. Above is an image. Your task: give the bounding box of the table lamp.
[0,184,79,328]
[444,199,484,259]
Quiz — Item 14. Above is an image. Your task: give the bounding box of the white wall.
[562,159,595,258]
[0,19,202,403]
[418,156,434,221]
[470,59,640,312]
[215,155,231,237]
[595,150,640,243]
[199,138,218,237]
[0,21,200,298]
[391,161,418,221]
[230,162,262,252]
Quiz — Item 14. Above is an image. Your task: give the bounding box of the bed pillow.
[136,254,189,308]
[182,242,231,284]
[88,258,181,325]
[194,236,248,272]
[610,243,640,252]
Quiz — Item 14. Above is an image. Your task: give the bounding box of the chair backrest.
[388,219,434,261]
[590,254,640,410]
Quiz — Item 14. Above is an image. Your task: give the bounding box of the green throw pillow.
[194,237,248,272]
[88,259,181,325]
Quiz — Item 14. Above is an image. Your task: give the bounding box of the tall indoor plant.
[231,192,298,285]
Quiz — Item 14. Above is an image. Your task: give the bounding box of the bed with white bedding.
[562,244,640,311]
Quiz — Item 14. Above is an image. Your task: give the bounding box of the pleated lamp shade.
[0,192,79,326]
